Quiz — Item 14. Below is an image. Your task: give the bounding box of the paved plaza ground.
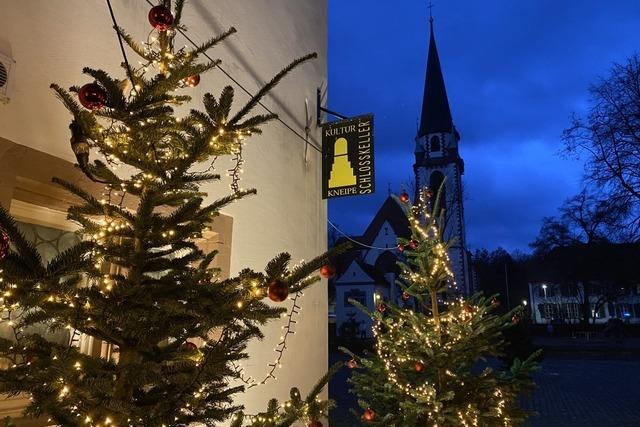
[523,356,640,426]
[330,349,640,426]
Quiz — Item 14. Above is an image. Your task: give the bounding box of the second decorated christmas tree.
[345,189,540,426]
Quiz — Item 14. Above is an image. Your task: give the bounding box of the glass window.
[566,303,580,319]
[607,302,617,318]
[537,303,555,319]
[619,303,633,319]
[0,222,80,353]
[429,171,446,211]
[430,135,441,152]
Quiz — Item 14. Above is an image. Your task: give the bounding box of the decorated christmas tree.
[344,189,540,426]
[0,1,339,426]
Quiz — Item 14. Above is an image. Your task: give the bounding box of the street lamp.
[541,284,549,323]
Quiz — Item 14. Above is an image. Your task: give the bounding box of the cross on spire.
[428,0,434,23]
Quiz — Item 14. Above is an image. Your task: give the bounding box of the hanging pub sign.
[321,114,375,199]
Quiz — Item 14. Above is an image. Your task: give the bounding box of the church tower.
[413,17,471,295]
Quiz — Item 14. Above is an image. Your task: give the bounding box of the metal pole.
[317,87,349,126]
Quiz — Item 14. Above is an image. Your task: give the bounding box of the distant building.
[331,17,472,337]
[528,282,640,325]
[333,197,409,338]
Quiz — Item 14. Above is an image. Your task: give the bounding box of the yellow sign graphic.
[321,114,374,199]
[328,137,357,188]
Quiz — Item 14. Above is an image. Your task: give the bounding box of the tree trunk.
[113,347,141,401]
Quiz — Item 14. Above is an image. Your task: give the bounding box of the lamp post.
[542,284,549,323]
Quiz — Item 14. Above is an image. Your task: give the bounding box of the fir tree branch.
[228,53,317,126]
[191,27,237,57]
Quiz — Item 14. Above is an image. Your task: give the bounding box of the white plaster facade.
[334,262,381,339]
[0,0,328,420]
[333,197,410,338]
[528,282,640,325]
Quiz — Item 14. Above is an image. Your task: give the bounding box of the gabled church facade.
[332,17,472,338]
[333,197,410,338]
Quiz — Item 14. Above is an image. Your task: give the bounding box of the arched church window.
[430,171,445,194]
[429,171,446,214]
[430,135,441,152]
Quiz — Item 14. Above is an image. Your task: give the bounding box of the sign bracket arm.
[317,87,349,126]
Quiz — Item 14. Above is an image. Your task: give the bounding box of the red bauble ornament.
[347,359,358,369]
[24,355,36,364]
[414,361,425,372]
[307,421,323,427]
[363,408,376,421]
[148,5,174,30]
[409,240,419,250]
[396,244,405,253]
[78,83,107,110]
[268,279,289,302]
[491,298,500,307]
[183,74,201,87]
[401,292,411,302]
[377,303,386,313]
[182,341,197,351]
[425,189,434,198]
[464,304,474,314]
[319,264,336,279]
[512,314,521,324]
[0,231,8,260]
[399,192,410,203]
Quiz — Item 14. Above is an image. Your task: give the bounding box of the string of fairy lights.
[362,190,513,426]
[232,290,304,389]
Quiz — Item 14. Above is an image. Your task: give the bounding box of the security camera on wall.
[0,51,16,104]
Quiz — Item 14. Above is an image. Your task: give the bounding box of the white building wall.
[335,284,376,338]
[0,0,328,415]
[363,220,398,265]
[334,261,377,338]
[528,282,640,325]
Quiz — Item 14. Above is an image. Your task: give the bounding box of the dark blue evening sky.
[327,0,640,253]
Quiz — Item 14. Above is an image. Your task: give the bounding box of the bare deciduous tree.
[530,189,634,324]
[563,54,640,240]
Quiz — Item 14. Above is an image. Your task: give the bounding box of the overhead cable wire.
[143,0,322,153]
[328,219,395,251]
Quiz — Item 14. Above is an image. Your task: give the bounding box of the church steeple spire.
[412,7,469,296]
[418,18,453,137]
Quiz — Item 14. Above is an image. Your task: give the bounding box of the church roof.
[331,196,409,279]
[360,196,410,245]
[357,260,390,286]
[418,20,453,137]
